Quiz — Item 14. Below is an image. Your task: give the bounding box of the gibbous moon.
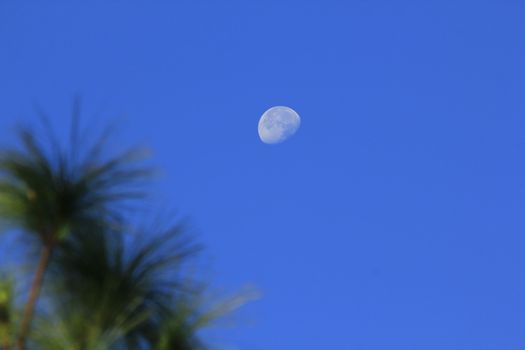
[258,106,301,144]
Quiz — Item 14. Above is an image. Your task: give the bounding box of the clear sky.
[1,1,525,349]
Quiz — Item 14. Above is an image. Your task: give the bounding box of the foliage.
[0,111,252,349]
[28,222,202,349]
[0,123,150,245]
[0,276,14,347]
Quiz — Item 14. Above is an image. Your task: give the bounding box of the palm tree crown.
[0,125,149,244]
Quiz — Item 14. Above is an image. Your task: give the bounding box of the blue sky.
[1,0,525,349]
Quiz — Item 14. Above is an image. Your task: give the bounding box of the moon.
[258,106,301,144]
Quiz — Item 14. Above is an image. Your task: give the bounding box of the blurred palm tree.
[0,105,256,349]
[29,221,255,350]
[0,104,150,349]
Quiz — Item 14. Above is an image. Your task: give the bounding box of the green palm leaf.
[0,125,150,242]
[39,221,200,349]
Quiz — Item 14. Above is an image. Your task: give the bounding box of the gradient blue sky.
[1,1,525,349]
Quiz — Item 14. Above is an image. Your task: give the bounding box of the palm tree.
[0,109,150,349]
[0,107,256,349]
[29,221,246,350]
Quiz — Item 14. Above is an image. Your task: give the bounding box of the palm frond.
[41,221,202,349]
[0,120,151,243]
